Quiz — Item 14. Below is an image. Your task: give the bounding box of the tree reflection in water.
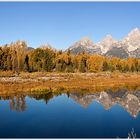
[0,89,140,117]
[9,95,26,112]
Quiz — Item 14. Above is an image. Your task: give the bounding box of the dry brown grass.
[0,72,140,95]
[0,71,15,77]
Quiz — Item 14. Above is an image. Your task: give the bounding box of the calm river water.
[0,89,140,138]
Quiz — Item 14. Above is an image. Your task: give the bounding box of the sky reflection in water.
[0,89,140,138]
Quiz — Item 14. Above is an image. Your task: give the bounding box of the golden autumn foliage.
[0,40,140,73]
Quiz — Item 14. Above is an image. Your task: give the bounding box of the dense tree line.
[0,40,140,73]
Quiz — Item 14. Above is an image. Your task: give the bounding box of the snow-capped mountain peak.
[66,28,140,58]
[67,36,101,54]
[123,28,140,52]
[128,28,140,37]
[97,34,117,54]
[77,36,94,47]
[68,36,94,50]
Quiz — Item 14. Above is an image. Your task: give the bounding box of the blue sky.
[0,2,140,50]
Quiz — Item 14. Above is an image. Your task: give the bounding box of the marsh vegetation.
[0,72,140,94]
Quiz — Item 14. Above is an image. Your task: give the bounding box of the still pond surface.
[0,89,140,138]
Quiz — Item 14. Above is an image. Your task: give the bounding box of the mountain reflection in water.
[0,89,140,118]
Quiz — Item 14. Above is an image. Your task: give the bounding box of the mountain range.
[66,28,140,58]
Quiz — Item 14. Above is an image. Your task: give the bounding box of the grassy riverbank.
[0,71,140,94]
